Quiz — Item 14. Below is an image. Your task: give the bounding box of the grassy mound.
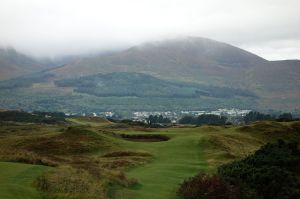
[19,127,111,155]
[238,121,292,134]
[207,134,263,159]
[290,121,300,133]
[0,149,59,166]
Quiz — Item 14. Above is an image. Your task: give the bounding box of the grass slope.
[0,162,50,199]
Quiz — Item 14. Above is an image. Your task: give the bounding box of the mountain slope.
[54,72,256,98]
[48,37,267,85]
[0,48,53,80]
[249,60,300,91]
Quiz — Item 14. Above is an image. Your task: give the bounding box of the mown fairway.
[113,128,209,199]
[0,162,50,199]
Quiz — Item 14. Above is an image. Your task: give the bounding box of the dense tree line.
[146,115,171,124]
[277,113,293,122]
[32,111,66,118]
[55,72,256,99]
[244,111,295,124]
[0,110,65,123]
[243,111,275,124]
[178,114,227,125]
[178,140,300,199]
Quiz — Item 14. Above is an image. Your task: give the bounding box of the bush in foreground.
[218,140,300,199]
[179,140,300,199]
[178,173,241,199]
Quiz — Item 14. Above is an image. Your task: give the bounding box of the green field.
[0,162,50,199]
[0,119,299,198]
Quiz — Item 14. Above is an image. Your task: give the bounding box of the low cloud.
[0,0,299,60]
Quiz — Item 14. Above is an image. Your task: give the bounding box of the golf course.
[0,117,299,198]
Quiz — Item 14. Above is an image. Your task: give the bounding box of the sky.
[0,0,299,60]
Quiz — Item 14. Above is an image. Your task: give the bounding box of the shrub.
[178,173,241,199]
[179,140,300,199]
[218,140,300,199]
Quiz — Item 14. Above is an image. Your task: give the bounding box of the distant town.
[65,108,251,124]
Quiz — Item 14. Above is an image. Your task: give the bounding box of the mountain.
[48,37,300,90]
[48,37,267,84]
[0,48,55,80]
[45,37,300,109]
[0,37,299,112]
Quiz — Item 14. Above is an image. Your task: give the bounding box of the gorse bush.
[178,173,241,199]
[179,140,300,199]
[218,140,300,199]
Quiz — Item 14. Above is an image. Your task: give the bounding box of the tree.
[178,115,196,124]
[146,115,171,124]
[278,113,293,122]
[244,111,274,124]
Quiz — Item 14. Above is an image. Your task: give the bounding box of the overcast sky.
[0,0,299,60]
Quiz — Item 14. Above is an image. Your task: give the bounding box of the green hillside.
[55,72,256,98]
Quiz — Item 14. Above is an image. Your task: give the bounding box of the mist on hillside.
[0,0,299,60]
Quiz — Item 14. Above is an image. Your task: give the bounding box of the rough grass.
[0,149,59,166]
[238,121,292,134]
[35,166,106,199]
